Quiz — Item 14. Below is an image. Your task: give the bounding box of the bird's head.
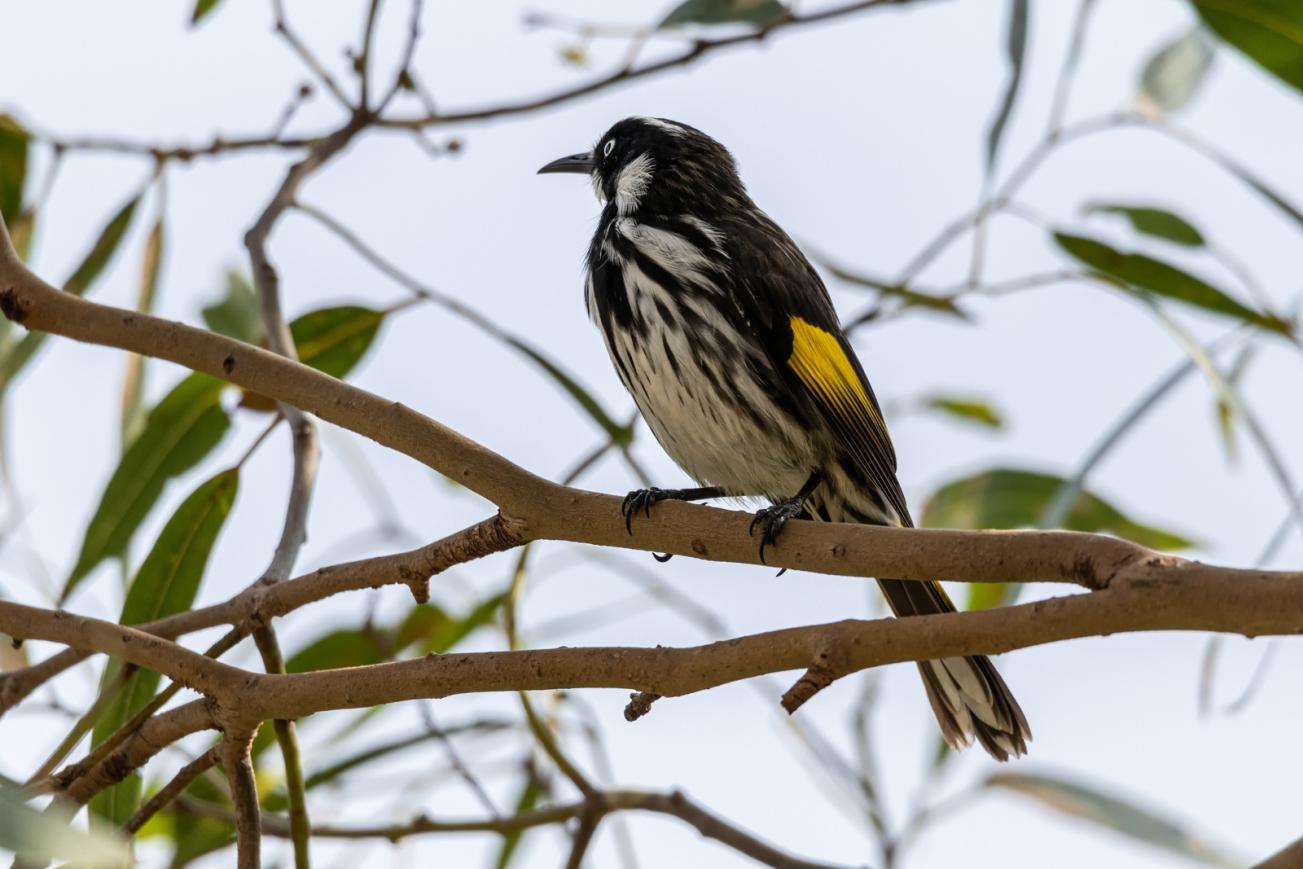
[538,117,747,217]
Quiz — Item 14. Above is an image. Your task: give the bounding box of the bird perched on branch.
[539,117,1030,760]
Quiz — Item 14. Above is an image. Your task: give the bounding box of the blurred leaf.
[0,781,130,867]
[659,0,787,28]
[64,374,231,600]
[985,0,1029,172]
[1053,232,1292,334]
[1192,0,1303,94]
[6,208,34,262]
[922,468,1194,550]
[265,733,434,812]
[1082,203,1205,247]
[925,468,1193,610]
[0,194,140,392]
[399,593,505,653]
[1213,344,1256,462]
[923,395,1004,429]
[504,336,633,445]
[190,0,223,25]
[1138,28,1214,113]
[559,44,590,67]
[172,773,234,866]
[0,115,28,223]
[202,270,263,344]
[290,305,385,378]
[91,469,239,824]
[121,218,166,448]
[987,770,1241,866]
[496,762,547,868]
[286,628,389,673]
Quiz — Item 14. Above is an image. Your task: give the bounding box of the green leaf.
[121,218,166,448]
[504,336,633,445]
[922,468,1194,550]
[1083,203,1206,247]
[399,593,505,653]
[1053,232,1291,334]
[291,305,385,379]
[64,374,231,600]
[91,469,239,824]
[190,0,223,25]
[1139,28,1215,113]
[1213,344,1256,462]
[923,395,1004,429]
[985,0,1029,172]
[0,782,130,867]
[171,772,235,865]
[987,770,1241,867]
[0,115,28,223]
[923,467,1192,610]
[6,208,34,262]
[202,270,264,344]
[1192,0,1303,94]
[286,629,389,673]
[659,0,787,28]
[0,194,141,392]
[496,763,547,868]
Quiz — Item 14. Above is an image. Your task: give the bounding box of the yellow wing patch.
[788,316,875,419]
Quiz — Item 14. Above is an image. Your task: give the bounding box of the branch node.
[780,648,840,714]
[623,691,660,721]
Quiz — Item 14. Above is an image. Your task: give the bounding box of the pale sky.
[2,1,1301,867]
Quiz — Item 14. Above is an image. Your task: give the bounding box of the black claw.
[749,500,804,564]
[775,567,787,577]
[621,487,670,536]
[652,552,673,563]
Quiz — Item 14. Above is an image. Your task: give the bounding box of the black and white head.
[538,117,749,218]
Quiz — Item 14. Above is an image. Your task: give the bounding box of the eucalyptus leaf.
[202,270,263,344]
[91,469,239,824]
[0,115,28,223]
[64,374,231,600]
[987,770,1241,867]
[1053,232,1291,334]
[659,0,787,29]
[1192,0,1303,94]
[985,0,1029,173]
[290,304,385,379]
[190,0,223,25]
[1139,28,1214,113]
[496,763,547,868]
[121,218,166,448]
[923,395,1004,429]
[921,467,1193,611]
[1083,203,1205,247]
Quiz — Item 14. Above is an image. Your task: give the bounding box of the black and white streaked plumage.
[539,117,1030,760]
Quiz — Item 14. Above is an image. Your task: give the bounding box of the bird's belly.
[608,321,815,499]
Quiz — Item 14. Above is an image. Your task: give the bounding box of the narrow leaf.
[987,770,1241,866]
[201,270,264,344]
[91,469,239,824]
[1053,232,1291,334]
[923,395,1004,429]
[0,194,141,391]
[922,467,1194,550]
[1192,0,1303,94]
[1138,28,1214,113]
[985,0,1029,172]
[121,218,166,448]
[64,374,231,599]
[505,336,633,445]
[659,0,787,29]
[1082,203,1205,247]
[191,0,223,25]
[0,115,28,223]
[922,467,1192,610]
[496,763,546,868]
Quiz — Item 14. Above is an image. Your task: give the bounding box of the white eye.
[603,139,615,158]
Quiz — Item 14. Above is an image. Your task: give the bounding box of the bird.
[538,117,1030,760]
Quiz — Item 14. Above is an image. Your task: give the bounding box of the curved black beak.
[538,152,594,175]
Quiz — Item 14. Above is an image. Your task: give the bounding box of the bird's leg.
[749,471,824,563]
[621,486,726,534]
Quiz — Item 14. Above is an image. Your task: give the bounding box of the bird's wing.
[725,214,913,526]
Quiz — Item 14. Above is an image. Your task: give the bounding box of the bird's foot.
[622,487,675,534]
[749,498,806,564]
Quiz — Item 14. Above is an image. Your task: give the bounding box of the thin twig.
[122,746,220,834]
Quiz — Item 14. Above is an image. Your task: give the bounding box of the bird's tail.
[876,577,1031,761]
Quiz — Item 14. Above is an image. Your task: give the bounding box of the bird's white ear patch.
[615,153,654,215]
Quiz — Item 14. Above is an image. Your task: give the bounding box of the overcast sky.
[3,1,1302,867]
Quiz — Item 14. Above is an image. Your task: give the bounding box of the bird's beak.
[537,152,595,175]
